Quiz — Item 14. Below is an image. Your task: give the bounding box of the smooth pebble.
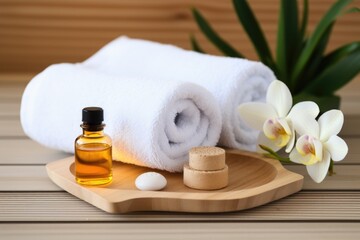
[135,172,167,191]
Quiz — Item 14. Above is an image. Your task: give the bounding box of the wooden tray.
[46,149,303,213]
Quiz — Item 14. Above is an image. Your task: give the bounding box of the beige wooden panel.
[0,164,359,191]
[0,223,360,240]
[285,165,360,190]
[0,81,26,99]
[0,191,359,221]
[342,115,360,136]
[0,0,359,73]
[0,165,60,191]
[0,139,70,164]
[0,102,19,117]
[338,78,360,99]
[0,119,24,136]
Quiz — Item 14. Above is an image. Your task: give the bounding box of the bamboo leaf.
[232,0,276,71]
[190,34,205,53]
[192,8,244,58]
[299,0,309,40]
[303,49,360,95]
[276,0,299,86]
[294,24,334,93]
[319,41,360,70]
[345,7,360,14]
[291,0,353,85]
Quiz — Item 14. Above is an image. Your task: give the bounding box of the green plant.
[191,0,360,112]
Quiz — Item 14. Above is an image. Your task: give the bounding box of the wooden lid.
[189,146,225,171]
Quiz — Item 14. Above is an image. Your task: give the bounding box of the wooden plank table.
[0,80,360,239]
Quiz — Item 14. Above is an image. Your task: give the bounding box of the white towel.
[20,64,222,172]
[83,36,276,150]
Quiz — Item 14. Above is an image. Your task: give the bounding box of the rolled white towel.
[83,36,276,150]
[20,64,222,172]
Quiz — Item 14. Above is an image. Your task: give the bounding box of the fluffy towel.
[83,37,276,150]
[20,64,222,172]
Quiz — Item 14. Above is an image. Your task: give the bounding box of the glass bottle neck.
[80,123,105,137]
[82,129,105,137]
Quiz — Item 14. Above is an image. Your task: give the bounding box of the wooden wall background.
[0,0,359,75]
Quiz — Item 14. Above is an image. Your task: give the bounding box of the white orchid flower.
[290,110,348,183]
[238,80,319,153]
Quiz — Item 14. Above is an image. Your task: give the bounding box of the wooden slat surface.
[0,119,24,136]
[1,223,360,240]
[0,166,61,191]
[0,102,19,117]
[0,139,71,164]
[1,191,360,221]
[0,0,359,73]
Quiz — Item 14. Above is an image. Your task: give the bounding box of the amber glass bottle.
[75,107,113,186]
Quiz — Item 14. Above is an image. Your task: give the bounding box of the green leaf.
[299,0,309,41]
[345,7,360,14]
[294,24,334,93]
[276,0,299,86]
[293,93,340,113]
[190,34,205,53]
[303,49,360,95]
[232,0,277,72]
[192,8,244,58]
[291,0,353,85]
[319,41,360,70]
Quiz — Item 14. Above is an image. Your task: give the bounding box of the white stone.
[135,172,167,191]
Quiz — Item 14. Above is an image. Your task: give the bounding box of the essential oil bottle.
[75,107,113,186]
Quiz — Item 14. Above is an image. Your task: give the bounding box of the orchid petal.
[287,101,320,137]
[294,135,318,165]
[256,132,282,153]
[266,80,292,118]
[292,115,319,138]
[263,119,278,139]
[288,101,320,119]
[318,110,344,141]
[296,135,311,155]
[289,148,306,164]
[238,103,277,130]
[277,118,292,135]
[324,135,348,161]
[313,138,323,162]
[263,118,291,147]
[285,126,295,153]
[274,133,291,147]
[289,147,317,165]
[306,151,331,183]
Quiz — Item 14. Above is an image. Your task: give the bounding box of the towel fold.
[83,37,276,150]
[20,64,222,172]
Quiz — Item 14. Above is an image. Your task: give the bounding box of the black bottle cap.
[82,107,104,125]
